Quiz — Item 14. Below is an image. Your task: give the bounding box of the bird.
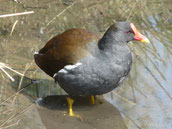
[34,22,149,116]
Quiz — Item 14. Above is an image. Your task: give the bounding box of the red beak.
[130,23,150,43]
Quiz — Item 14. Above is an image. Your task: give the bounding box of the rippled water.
[0,0,172,129]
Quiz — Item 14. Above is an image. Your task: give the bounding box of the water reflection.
[0,0,172,129]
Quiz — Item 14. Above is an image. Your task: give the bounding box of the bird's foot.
[69,109,82,119]
[90,96,95,104]
[67,96,82,120]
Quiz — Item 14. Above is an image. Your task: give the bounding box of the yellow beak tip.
[141,38,150,43]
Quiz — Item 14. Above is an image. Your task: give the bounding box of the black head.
[115,22,135,43]
[105,22,150,42]
[119,22,150,43]
[98,22,150,50]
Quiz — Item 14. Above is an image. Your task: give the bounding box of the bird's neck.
[96,32,131,61]
[98,30,125,52]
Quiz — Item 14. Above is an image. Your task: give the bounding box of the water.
[104,1,172,128]
[0,0,172,129]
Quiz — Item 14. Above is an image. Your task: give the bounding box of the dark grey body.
[55,40,133,96]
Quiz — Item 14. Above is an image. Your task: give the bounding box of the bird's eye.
[126,30,131,34]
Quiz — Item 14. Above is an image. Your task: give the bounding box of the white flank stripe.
[58,69,68,74]
[64,62,82,70]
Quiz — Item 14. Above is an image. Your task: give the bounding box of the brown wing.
[34,29,99,77]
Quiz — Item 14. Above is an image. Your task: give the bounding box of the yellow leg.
[66,97,82,120]
[90,96,95,104]
[67,96,75,116]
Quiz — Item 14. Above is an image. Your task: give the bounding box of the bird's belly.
[56,55,132,96]
[57,69,127,96]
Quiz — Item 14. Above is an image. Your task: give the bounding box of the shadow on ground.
[36,95,127,129]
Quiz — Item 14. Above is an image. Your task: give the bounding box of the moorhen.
[34,22,149,116]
